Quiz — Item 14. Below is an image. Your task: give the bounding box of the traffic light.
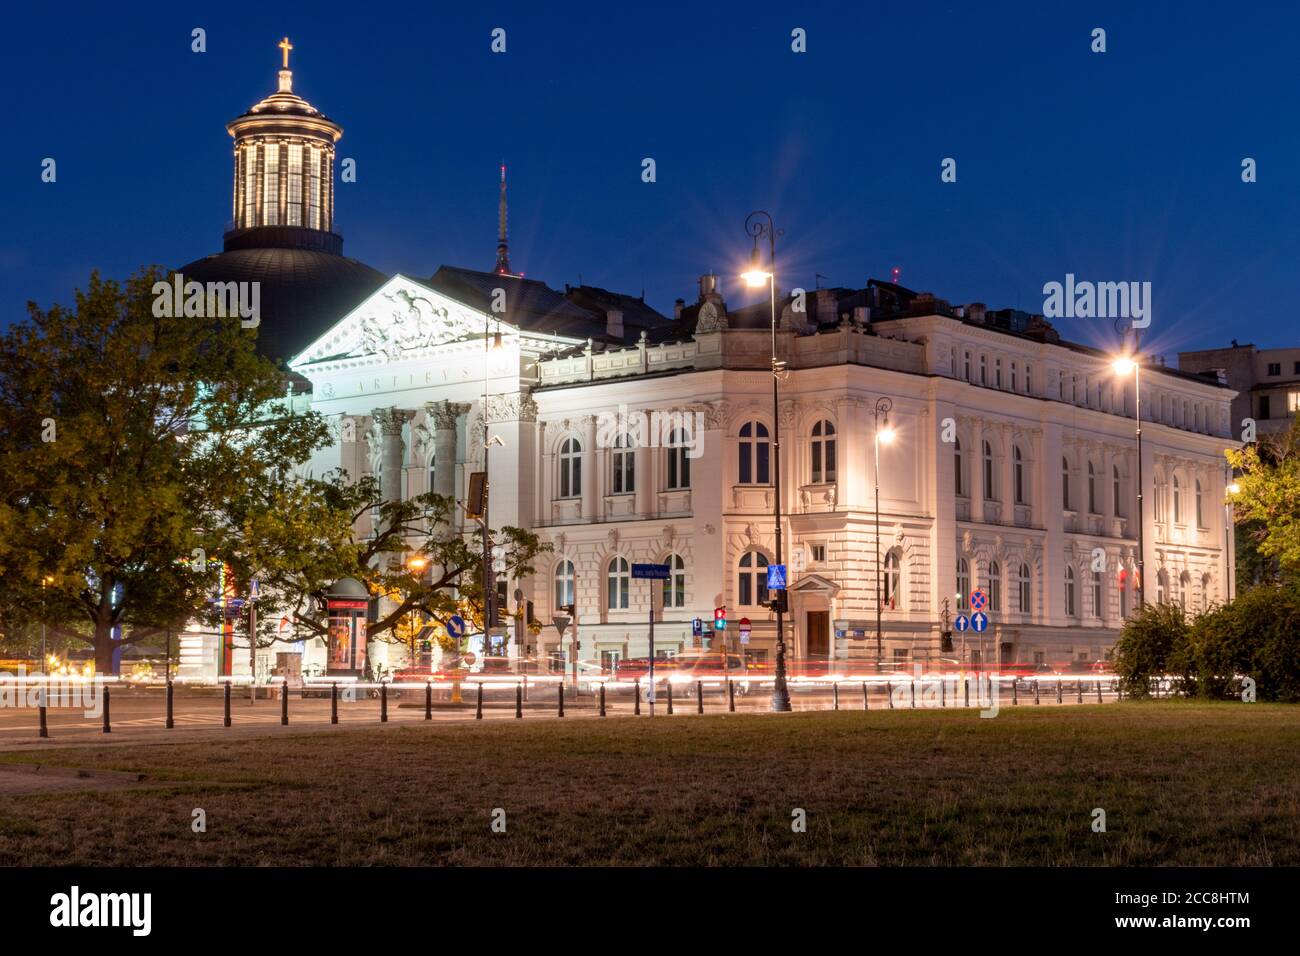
[491,543,507,574]
[768,592,788,614]
[714,606,726,631]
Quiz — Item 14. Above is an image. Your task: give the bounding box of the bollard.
[38,688,48,739]
[728,679,736,712]
[332,682,339,724]
[666,681,674,715]
[863,681,870,711]
[696,680,704,714]
[1034,680,1040,705]
[281,679,289,725]
[516,683,523,718]
[381,682,388,722]
[1056,680,1062,704]
[103,687,111,734]
[476,681,483,720]
[224,682,232,726]
[1097,680,1103,704]
[599,682,607,717]
[425,681,432,720]
[886,681,893,710]
[1077,681,1083,704]
[1012,680,1019,706]
[166,680,174,729]
[557,682,565,717]
[964,678,970,708]
[910,680,916,709]
[940,678,946,708]
[832,682,839,711]
[634,679,641,716]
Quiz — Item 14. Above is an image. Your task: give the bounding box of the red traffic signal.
[714,606,726,630]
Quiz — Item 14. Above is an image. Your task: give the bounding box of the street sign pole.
[648,600,656,716]
[631,564,670,715]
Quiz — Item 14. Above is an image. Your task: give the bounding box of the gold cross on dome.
[278,37,293,69]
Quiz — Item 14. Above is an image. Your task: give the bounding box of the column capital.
[425,400,470,431]
[372,406,416,436]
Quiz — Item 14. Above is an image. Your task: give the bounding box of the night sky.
[2,0,1296,359]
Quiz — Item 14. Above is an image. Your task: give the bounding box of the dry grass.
[0,701,1297,866]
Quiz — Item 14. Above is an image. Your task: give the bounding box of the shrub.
[1190,582,1300,702]
[1113,602,1191,697]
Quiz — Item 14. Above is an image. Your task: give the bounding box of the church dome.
[178,38,385,365]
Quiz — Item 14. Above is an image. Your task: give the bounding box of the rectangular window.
[286,143,303,226]
[1288,391,1300,413]
[812,544,826,563]
[263,143,280,225]
[995,358,1003,388]
[307,146,321,229]
[1267,362,1281,376]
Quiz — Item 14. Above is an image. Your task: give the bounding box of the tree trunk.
[93,618,118,675]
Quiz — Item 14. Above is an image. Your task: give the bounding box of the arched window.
[1062,457,1072,510]
[810,420,837,484]
[1195,479,1204,528]
[1091,569,1103,617]
[1017,563,1032,613]
[883,550,901,608]
[666,428,691,490]
[1113,465,1122,518]
[663,553,687,608]
[956,557,970,605]
[1065,566,1077,617]
[1013,447,1026,505]
[954,438,965,496]
[559,437,582,498]
[1172,475,1182,524]
[611,432,635,494]
[1088,462,1098,514]
[982,440,996,500]
[988,560,1002,612]
[738,421,770,484]
[738,551,770,606]
[554,559,575,609]
[606,556,630,610]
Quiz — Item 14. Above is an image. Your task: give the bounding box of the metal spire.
[494,162,511,275]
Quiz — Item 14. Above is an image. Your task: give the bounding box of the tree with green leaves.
[0,267,328,673]
[1226,417,1300,584]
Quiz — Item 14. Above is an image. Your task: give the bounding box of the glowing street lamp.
[1112,351,1145,607]
[743,210,790,713]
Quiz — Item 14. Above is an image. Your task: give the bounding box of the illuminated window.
[884,550,901,608]
[1288,391,1300,413]
[263,143,280,225]
[606,556,630,610]
[286,143,303,226]
[810,420,836,484]
[663,554,687,609]
[307,145,321,229]
[559,438,582,498]
[611,433,635,494]
[738,551,769,606]
[738,421,770,484]
[554,559,575,609]
[666,428,691,490]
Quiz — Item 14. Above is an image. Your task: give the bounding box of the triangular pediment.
[290,274,506,368]
[792,573,840,594]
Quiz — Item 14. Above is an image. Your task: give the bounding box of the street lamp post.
[873,398,895,662]
[481,319,504,663]
[1225,472,1240,602]
[743,210,791,713]
[1113,347,1145,608]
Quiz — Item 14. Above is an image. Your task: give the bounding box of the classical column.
[970,417,985,517]
[634,427,653,519]
[581,415,598,521]
[371,407,416,528]
[426,400,469,499]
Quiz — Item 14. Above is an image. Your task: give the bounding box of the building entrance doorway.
[806,611,830,659]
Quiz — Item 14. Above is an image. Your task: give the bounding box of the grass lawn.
[0,701,1297,866]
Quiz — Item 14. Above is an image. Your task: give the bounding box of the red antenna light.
[891,266,901,285]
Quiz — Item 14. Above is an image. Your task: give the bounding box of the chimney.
[606,308,624,340]
[674,298,685,320]
[967,302,987,324]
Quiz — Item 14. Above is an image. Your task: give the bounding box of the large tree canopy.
[0,267,327,672]
[1227,417,1300,583]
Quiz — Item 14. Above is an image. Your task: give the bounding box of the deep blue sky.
[2,0,1297,359]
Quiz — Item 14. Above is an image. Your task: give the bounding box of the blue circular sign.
[954,614,969,632]
[447,615,466,639]
[971,611,988,633]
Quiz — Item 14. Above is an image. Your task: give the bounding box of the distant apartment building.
[1179,341,1300,438]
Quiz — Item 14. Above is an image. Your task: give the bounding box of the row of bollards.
[32,672,1127,740]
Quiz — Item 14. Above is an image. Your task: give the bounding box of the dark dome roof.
[179,246,386,364]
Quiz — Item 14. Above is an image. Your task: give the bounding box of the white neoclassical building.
[175,45,1238,680]
[283,271,1237,676]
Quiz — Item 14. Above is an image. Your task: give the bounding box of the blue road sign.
[971,611,989,632]
[692,618,703,637]
[766,564,788,590]
[969,588,987,611]
[954,614,970,633]
[447,615,466,639]
[632,562,671,580]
